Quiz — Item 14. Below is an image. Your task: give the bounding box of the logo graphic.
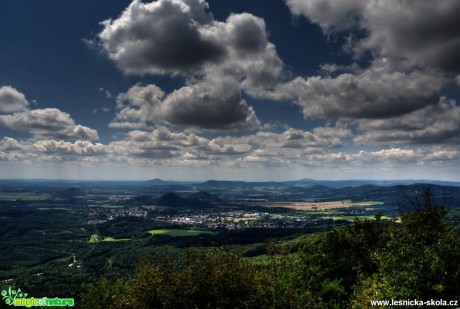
[1,287,74,307]
[1,287,27,305]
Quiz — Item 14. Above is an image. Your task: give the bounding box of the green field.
[88,234,130,243]
[349,201,385,206]
[101,236,130,242]
[101,204,124,209]
[325,215,392,222]
[148,229,213,237]
[0,192,53,201]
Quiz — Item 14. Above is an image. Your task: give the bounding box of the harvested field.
[255,200,383,211]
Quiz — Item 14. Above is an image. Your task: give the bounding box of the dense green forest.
[79,189,460,308]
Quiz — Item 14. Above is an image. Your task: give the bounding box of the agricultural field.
[101,204,125,209]
[88,234,130,243]
[323,215,393,222]
[148,229,214,237]
[256,200,383,211]
[0,192,53,201]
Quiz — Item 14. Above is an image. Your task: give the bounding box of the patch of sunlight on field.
[325,215,392,222]
[148,229,213,237]
[349,201,385,206]
[258,200,384,211]
[102,237,130,242]
[89,234,130,243]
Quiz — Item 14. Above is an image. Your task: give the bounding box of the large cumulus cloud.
[158,78,259,130]
[98,0,282,81]
[99,0,283,131]
[263,60,444,119]
[111,81,260,131]
[285,0,460,74]
[99,0,224,75]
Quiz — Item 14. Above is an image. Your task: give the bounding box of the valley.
[1,178,459,306]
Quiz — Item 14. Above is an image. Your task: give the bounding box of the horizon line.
[0,177,459,183]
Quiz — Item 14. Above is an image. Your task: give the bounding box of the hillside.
[188,191,222,204]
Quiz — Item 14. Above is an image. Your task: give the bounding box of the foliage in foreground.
[81,190,460,308]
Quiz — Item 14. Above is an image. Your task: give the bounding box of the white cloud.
[285,0,460,74]
[111,81,260,131]
[263,61,444,119]
[99,0,287,131]
[285,0,364,33]
[106,124,351,167]
[98,0,282,80]
[212,124,352,154]
[354,97,460,145]
[98,0,223,75]
[108,126,252,161]
[0,137,107,163]
[0,86,30,113]
[1,127,458,180]
[34,140,106,156]
[110,84,164,129]
[159,78,259,130]
[0,108,99,141]
[100,0,282,131]
[0,137,26,151]
[350,147,460,166]
[200,13,283,94]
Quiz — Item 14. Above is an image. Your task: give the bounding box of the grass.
[148,229,213,237]
[349,201,385,206]
[0,193,53,201]
[101,237,130,242]
[339,200,384,206]
[324,215,392,222]
[101,204,124,209]
[88,234,130,243]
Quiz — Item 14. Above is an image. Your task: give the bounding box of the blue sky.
[0,0,459,181]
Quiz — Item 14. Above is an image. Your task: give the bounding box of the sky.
[0,0,459,181]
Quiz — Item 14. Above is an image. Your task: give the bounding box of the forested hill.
[122,191,221,208]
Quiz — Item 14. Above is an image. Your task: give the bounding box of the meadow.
[148,229,214,237]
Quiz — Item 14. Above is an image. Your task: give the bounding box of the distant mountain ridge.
[54,187,86,197]
[145,178,165,185]
[1,178,458,188]
[197,178,460,189]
